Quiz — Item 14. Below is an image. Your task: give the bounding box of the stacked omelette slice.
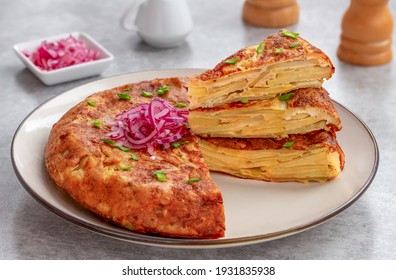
[188,30,345,183]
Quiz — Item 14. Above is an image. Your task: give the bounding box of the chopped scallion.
[275,48,284,54]
[279,92,295,101]
[119,165,133,171]
[116,145,131,152]
[171,141,189,148]
[156,85,170,95]
[171,142,182,148]
[123,86,132,91]
[174,103,187,108]
[92,120,101,127]
[187,177,201,184]
[117,93,131,100]
[240,99,249,104]
[141,90,154,98]
[224,57,240,64]
[87,100,96,107]
[102,138,116,145]
[152,170,167,182]
[290,41,300,48]
[283,141,295,148]
[256,43,263,54]
[129,153,139,161]
[281,30,300,39]
[103,138,130,152]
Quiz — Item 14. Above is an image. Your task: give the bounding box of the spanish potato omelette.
[45,31,345,239]
[188,30,334,109]
[189,87,342,139]
[45,76,344,238]
[45,77,225,238]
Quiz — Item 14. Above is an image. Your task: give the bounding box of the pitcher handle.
[121,0,145,32]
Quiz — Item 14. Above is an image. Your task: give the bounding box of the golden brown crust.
[196,30,335,82]
[287,87,342,129]
[287,87,332,108]
[45,77,225,239]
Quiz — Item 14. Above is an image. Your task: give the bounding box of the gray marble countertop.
[1,0,395,259]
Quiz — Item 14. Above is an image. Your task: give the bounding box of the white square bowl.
[13,31,114,85]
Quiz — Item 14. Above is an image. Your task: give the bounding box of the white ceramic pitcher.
[121,0,194,48]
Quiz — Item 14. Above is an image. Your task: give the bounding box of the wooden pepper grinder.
[242,0,299,27]
[337,0,393,66]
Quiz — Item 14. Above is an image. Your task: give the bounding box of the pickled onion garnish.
[105,98,189,155]
[24,35,100,71]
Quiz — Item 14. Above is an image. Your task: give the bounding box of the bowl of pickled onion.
[13,32,113,85]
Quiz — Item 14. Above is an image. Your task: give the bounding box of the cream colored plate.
[12,69,378,248]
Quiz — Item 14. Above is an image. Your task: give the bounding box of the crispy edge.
[193,30,334,83]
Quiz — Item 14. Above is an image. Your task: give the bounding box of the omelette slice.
[189,87,341,139]
[188,30,334,109]
[45,77,225,239]
[200,130,345,183]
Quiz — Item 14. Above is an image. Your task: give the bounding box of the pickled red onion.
[105,98,189,155]
[24,35,100,71]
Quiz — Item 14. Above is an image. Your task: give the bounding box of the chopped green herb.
[290,41,300,48]
[156,85,170,95]
[283,141,295,148]
[117,93,131,100]
[187,177,201,184]
[281,30,300,39]
[171,141,189,148]
[103,138,130,152]
[129,153,139,161]
[119,165,133,171]
[279,92,295,101]
[256,43,263,54]
[174,103,187,108]
[224,57,240,64]
[240,99,249,104]
[116,145,131,152]
[102,138,116,145]
[92,120,101,128]
[275,48,284,54]
[183,123,190,127]
[122,86,132,91]
[141,90,154,98]
[152,170,167,182]
[171,141,182,148]
[123,222,134,230]
[87,100,96,107]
